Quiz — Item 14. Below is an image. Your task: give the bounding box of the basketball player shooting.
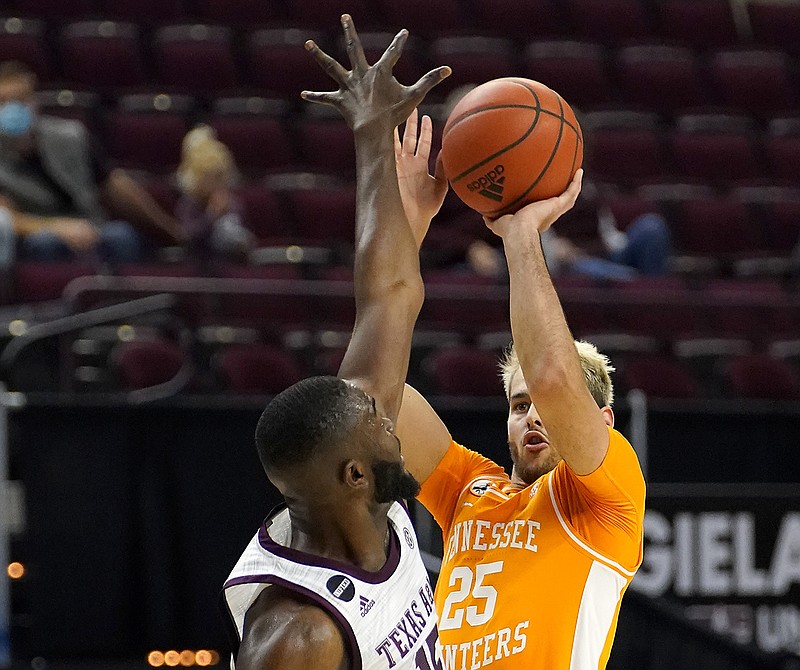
[394,135,646,667]
[222,15,451,670]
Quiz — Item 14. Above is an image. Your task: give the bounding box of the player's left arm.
[302,15,449,422]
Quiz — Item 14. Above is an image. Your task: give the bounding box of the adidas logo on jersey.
[359,595,375,617]
[466,164,505,202]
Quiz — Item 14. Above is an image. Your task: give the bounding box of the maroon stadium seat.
[471,0,570,40]
[0,17,50,80]
[765,117,800,183]
[60,21,146,89]
[720,354,800,400]
[423,346,502,396]
[566,0,655,43]
[670,114,764,186]
[428,36,517,97]
[614,44,706,115]
[747,1,800,55]
[14,0,95,20]
[708,49,799,118]
[287,0,375,29]
[281,180,356,247]
[13,261,96,303]
[246,28,332,98]
[99,0,185,22]
[153,25,238,94]
[111,339,187,391]
[196,0,283,25]
[655,0,739,49]
[377,0,463,37]
[215,344,303,394]
[107,93,192,172]
[523,41,611,109]
[233,181,291,245]
[295,106,356,175]
[617,354,702,399]
[207,97,297,176]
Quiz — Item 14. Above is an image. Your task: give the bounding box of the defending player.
[395,119,646,668]
[221,16,450,669]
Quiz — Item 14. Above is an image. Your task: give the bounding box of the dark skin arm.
[102,169,186,245]
[236,586,348,670]
[236,17,449,668]
[302,15,449,422]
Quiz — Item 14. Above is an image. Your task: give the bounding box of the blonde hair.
[176,125,236,196]
[499,340,615,407]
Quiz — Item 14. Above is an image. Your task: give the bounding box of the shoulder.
[237,584,348,670]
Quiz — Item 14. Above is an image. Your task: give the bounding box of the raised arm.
[389,107,454,480]
[302,15,449,422]
[486,169,610,475]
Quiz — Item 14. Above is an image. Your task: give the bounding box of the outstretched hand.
[301,14,450,133]
[483,169,583,240]
[394,108,448,246]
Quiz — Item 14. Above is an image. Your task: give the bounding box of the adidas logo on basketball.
[359,595,375,617]
[467,164,505,202]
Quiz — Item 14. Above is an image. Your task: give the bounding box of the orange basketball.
[441,77,583,218]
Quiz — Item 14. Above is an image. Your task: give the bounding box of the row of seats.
[3,0,799,51]
[32,88,800,187]
[70,337,800,401]
[4,16,800,113]
[9,263,799,337]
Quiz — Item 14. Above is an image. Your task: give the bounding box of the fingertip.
[341,13,351,23]
[304,40,315,51]
[441,65,452,78]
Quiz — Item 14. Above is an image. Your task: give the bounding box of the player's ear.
[343,459,369,490]
[601,406,614,428]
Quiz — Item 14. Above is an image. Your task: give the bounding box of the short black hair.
[255,376,371,473]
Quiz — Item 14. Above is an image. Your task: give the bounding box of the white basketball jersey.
[223,502,443,670]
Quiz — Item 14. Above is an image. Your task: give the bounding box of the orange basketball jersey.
[418,427,645,670]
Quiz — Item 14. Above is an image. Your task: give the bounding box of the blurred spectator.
[0,60,184,271]
[175,125,253,269]
[467,200,672,282]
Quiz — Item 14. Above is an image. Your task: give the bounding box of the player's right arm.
[237,587,348,670]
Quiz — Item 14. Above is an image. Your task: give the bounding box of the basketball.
[441,77,583,218]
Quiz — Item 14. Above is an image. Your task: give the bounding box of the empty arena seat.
[423,346,502,396]
[617,354,703,399]
[614,44,706,115]
[99,0,185,22]
[14,0,95,20]
[566,0,655,43]
[523,41,611,109]
[207,96,297,175]
[669,114,765,186]
[295,106,356,174]
[287,0,375,28]
[196,0,283,25]
[428,36,516,96]
[0,17,50,80]
[747,1,800,55]
[111,338,187,391]
[377,0,463,37]
[233,180,291,244]
[582,110,666,184]
[654,0,739,49]
[719,354,800,400]
[13,261,96,303]
[215,343,303,394]
[470,0,571,40]
[246,28,334,97]
[765,117,800,183]
[707,49,799,118]
[153,24,238,93]
[107,93,193,172]
[280,179,356,247]
[35,88,100,130]
[671,196,762,258]
[60,21,146,89]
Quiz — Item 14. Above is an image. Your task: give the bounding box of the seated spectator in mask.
[0,60,185,270]
[175,125,253,269]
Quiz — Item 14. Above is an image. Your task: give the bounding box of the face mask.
[0,101,34,137]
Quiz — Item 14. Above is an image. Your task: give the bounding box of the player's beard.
[509,439,562,486]
[372,460,421,503]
